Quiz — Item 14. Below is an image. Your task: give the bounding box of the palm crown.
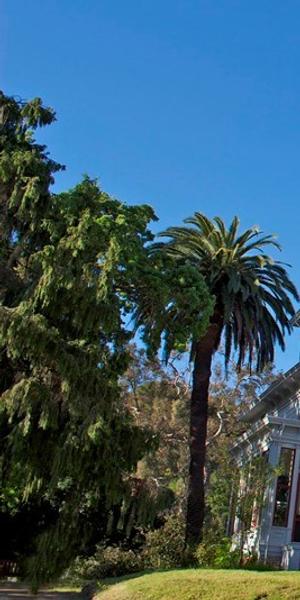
[156,213,299,371]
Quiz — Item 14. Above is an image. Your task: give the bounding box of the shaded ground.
[0,582,82,600]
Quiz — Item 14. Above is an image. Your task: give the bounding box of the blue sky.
[2,0,300,371]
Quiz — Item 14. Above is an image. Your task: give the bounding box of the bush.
[195,539,276,571]
[65,525,278,582]
[143,513,190,569]
[69,545,144,580]
[242,552,281,571]
[66,513,193,581]
[195,538,240,569]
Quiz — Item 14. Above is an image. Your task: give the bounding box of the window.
[292,475,300,541]
[251,450,269,528]
[273,447,295,527]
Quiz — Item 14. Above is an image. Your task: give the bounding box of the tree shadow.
[0,582,82,600]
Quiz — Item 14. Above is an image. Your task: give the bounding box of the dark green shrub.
[143,513,189,569]
[67,513,191,580]
[243,554,281,571]
[196,538,240,568]
[69,545,144,580]
[195,539,278,571]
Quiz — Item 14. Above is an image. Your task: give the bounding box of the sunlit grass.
[95,568,300,600]
[47,585,81,592]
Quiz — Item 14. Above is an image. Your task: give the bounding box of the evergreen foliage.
[0,91,213,586]
[0,91,156,584]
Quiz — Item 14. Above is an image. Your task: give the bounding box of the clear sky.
[2,0,300,372]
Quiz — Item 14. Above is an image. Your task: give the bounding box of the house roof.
[240,361,300,424]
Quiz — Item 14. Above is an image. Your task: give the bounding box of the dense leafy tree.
[154,214,298,545]
[121,347,190,506]
[0,91,213,586]
[0,92,149,578]
[119,348,278,556]
[0,92,158,582]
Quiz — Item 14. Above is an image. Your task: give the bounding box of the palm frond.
[154,212,299,372]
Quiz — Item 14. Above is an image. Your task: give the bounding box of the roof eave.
[240,361,300,424]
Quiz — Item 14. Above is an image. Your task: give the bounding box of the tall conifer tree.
[0,92,160,584]
[0,92,213,586]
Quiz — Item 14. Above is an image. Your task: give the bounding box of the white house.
[232,361,300,569]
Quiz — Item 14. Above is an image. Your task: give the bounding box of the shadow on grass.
[0,581,82,599]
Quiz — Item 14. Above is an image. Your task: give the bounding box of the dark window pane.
[273,448,295,527]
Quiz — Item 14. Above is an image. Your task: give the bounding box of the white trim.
[271,434,300,446]
[268,416,300,429]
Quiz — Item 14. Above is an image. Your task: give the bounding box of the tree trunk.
[185,319,223,546]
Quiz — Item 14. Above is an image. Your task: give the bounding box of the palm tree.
[155,214,299,546]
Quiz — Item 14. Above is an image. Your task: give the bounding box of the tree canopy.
[156,213,298,371]
[0,91,213,586]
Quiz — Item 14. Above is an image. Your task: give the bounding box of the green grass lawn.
[95,569,300,600]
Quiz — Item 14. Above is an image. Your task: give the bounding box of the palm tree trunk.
[185,320,223,546]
